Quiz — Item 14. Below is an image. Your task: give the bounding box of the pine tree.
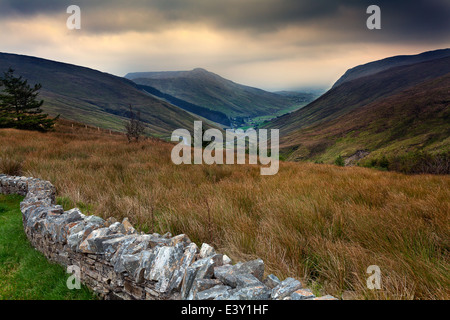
[0,68,58,131]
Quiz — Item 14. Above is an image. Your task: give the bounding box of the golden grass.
[1,122,449,300]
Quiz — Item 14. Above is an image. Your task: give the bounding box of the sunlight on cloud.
[0,13,442,90]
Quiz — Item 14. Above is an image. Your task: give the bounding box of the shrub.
[389,150,449,175]
[334,155,345,167]
[378,155,390,169]
[363,151,449,174]
[0,157,23,176]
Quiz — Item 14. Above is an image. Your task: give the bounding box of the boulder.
[144,244,185,293]
[222,255,232,265]
[189,279,223,300]
[103,235,137,260]
[291,289,316,300]
[199,243,216,258]
[228,285,271,300]
[235,274,264,288]
[85,215,105,226]
[271,278,303,300]
[195,285,232,300]
[167,243,198,292]
[122,254,142,278]
[122,218,137,235]
[170,234,191,248]
[214,259,265,288]
[79,227,113,253]
[264,274,281,289]
[108,222,126,234]
[182,254,223,300]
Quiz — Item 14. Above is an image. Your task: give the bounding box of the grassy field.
[0,123,449,300]
[0,194,96,300]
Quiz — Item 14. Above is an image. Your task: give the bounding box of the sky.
[0,0,449,91]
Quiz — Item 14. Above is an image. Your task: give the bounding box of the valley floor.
[0,123,449,300]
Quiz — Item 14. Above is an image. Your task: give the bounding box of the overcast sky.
[0,0,449,91]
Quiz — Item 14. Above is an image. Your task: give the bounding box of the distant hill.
[136,83,231,127]
[126,68,313,127]
[0,53,212,137]
[265,50,450,167]
[273,91,319,104]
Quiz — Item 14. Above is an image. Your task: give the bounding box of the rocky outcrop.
[0,174,337,300]
[344,150,370,167]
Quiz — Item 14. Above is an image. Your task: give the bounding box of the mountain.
[0,52,212,137]
[136,83,231,127]
[332,48,450,88]
[265,50,450,166]
[125,68,314,127]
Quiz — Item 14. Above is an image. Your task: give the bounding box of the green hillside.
[126,68,313,127]
[0,52,210,137]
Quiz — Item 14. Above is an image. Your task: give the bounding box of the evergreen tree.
[0,68,57,131]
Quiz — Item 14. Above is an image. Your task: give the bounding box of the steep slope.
[0,52,210,137]
[125,68,311,127]
[137,83,231,127]
[268,56,450,136]
[332,48,450,88]
[264,52,450,166]
[280,73,450,164]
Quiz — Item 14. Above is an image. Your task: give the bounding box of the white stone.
[223,255,232,265]
[200,243,216,258]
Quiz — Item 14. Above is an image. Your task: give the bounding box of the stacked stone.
[0,174,32,196]
[0,174,337,301]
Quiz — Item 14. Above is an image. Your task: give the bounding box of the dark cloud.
[0,0,448,44]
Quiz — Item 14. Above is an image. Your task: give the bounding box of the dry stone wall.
[0,174,337,301]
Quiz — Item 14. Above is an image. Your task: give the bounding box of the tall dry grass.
[0,123,448,300]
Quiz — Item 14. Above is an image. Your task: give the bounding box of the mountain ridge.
[126,68,315,127]
[332,48,450,88]
[265,49,450,166]
[0,52,213,137]
[268,55,450,136]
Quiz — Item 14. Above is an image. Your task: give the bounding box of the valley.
[126,68,318,129]
[0,48,449,300]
